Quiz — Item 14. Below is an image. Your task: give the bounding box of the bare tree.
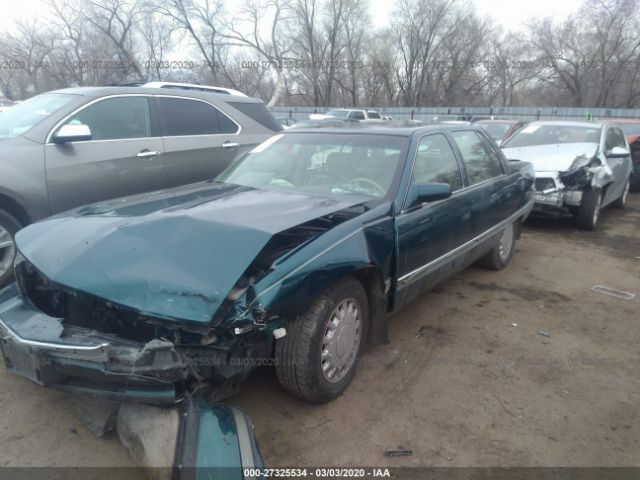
[220,0,293,105]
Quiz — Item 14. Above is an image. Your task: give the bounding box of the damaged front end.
[532,154,613,216]
[0,256,276,405]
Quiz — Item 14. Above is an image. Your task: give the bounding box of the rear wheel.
[612,178,630,209]
[575,188,602,230]
[477,222,516,271]
[275,277,368,403]
[0,209,20,287]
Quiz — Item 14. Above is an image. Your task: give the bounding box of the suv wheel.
[0,209,20,287]
[275,277,369,403]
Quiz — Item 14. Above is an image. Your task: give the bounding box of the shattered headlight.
[559,157,600,188]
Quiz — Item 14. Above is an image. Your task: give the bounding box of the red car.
[607,119,640,190]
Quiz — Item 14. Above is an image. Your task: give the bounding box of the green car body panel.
[0,126,535,406]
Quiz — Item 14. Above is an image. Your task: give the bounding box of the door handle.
[222,142,240,149]
[137,150,160,158]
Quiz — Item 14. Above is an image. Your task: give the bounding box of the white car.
[501,121,633,229]
[309,108,387,122]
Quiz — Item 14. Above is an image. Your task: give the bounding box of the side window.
[227,101,282,131]
[608,127,626,150]
[157,97,239,136]
[64,96,152,141]
[411,133,463,190]
[451,131,503,185]
[348,111,365,120]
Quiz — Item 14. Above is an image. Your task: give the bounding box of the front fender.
[252,211,394,320]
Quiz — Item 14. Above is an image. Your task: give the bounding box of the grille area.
[16,257,164,344]
[64,293,159,343]
[535,177,556,192]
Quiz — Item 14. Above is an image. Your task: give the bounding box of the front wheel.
[477,221,516,270]
[274,277,369,403]
[0,209,21,288]
[575,188,602,230]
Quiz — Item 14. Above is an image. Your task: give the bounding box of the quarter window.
[62,96,152,141]
[451,131,503,185]
[157,97,239,136]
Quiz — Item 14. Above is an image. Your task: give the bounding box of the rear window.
[227,101,282,131]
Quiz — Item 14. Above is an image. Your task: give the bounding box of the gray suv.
[0,86,282,285]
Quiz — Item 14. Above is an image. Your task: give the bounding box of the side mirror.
[52,124,92,144]
[607,146,630,158]
[411,183,452,207]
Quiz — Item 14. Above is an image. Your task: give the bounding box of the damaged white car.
[502,121,633,229]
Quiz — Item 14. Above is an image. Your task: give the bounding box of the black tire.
[477,221,516,271]
[274,277,369,403]
[575,188,602,230]
[0,209,21,288]
[612,178,630,209]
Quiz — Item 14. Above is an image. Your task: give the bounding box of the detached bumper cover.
[0,285,187,404]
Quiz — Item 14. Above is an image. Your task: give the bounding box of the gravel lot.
[1,194,639,473]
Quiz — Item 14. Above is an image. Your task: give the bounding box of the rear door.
[395,133,473,307]
[155,96,241,188]
[449,130,514,237]
[45,95,166,214]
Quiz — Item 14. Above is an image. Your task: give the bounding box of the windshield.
[612,122,640,137]
[502,124,601,148]
[0,93,76,140]
[325,109,349,118]
[217,133,408,199]
[478,122,511,140]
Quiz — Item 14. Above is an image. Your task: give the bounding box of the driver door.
[394,133,473,308]
[602,126,631,204]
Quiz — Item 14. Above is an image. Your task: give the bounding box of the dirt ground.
[1,194,639,472]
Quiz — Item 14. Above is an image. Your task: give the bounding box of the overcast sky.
[0,0,583,33]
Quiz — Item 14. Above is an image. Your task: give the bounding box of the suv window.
[452,131,503,185]
[64,96,152,141]
[348,111,365,120]
[412,133,463,191]
[605,127,626,151]
[367,111,381,119]
[157,97,239,136]
[228,101,282,131]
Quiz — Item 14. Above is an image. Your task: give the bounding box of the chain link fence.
[269,106,640,122]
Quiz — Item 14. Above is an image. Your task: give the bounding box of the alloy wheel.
[0,225,16,279]
[498,223,514,262]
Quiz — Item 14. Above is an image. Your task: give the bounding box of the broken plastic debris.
[384,449,413,457]
[273,327,287,339]
[537,330,551,337]
[591,285,636,300]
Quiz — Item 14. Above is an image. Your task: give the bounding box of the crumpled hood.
[502,143,599,172]
[15,183,361,324]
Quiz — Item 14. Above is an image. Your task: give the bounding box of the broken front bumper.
[0,284,187,404]
[532,172,583,214]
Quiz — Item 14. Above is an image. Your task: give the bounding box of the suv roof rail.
[141,82,248,97]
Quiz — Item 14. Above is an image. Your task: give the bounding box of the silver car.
[0,86,282,285]
[501,121,633,229]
